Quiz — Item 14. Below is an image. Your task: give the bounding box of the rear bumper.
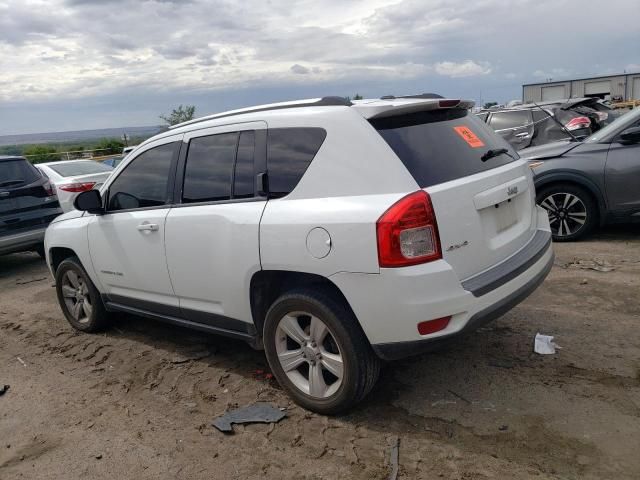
[372,247,553,360]
[0,227,46,255]
[330,207,553,360]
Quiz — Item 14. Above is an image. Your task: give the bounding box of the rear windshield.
[0,159,41,187]
[371,109,517,187]
[48,160,113,177]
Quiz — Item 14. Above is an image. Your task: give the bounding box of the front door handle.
[515,132,530,138]
[137,223,159,232]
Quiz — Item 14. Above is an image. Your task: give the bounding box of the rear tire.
[263,288,380,414]
[536,183,597,241]
[55,257,110,332]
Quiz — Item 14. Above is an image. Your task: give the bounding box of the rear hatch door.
[370,106,538,281]
[0,158,60,236]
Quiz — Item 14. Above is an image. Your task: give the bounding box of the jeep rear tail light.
[376,190,441,267]
[43,181,56,196]
[564,116,591,131]
[58,182,96,193]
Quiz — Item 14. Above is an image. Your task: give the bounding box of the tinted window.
[532,110,551,123]
[108,143,176,211]
[489,111,532,130]
[183,133,237,203]
[0,159,40,187]
[267,128,326,197]
[233,131,255,198]
[48,160,112,177]
[372,109,516,188]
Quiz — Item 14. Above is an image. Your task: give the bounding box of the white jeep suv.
[45,95,553,413]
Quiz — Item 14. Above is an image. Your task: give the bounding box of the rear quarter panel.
[259,108,419,276]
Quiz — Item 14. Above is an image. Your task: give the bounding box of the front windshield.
[585,106,640,143]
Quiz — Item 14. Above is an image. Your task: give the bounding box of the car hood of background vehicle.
[519,140,582,160]
[51,209,84,224]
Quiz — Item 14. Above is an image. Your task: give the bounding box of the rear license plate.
[496,200,517,232]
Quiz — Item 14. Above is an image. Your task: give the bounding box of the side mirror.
[619,126,640,144]
[74,189,103,214]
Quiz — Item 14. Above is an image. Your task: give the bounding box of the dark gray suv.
[0,156,62,256]
[521,107,640,241]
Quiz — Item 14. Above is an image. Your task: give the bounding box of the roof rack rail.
[379,93,444,100]
[169,96,352,130]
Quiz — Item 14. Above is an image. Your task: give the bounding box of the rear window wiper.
[0,179,24,188]
[480,148,516,162]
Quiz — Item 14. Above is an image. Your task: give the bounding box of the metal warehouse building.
[523,72,640,103]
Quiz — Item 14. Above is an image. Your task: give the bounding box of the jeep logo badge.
[507,186,518,196]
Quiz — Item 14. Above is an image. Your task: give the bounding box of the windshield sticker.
[453,126,485,148]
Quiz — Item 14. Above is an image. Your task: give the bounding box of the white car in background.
[36,160,113,212]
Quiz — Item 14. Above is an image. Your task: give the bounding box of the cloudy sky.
[0,0,638,134]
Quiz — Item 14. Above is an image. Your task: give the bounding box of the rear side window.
[108,143,177,211]
[371,109,516,188]
[488,111,532,130]
[267,128,326,197]
[183,132,238,203]
[233,131,256,199]
[0,159,41,187]
[532,110,551,123]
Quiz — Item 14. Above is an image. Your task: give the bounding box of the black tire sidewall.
[55,258,105,332]
[263,291,363,414]
[537,184,597,241]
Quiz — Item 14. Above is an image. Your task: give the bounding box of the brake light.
[564,116,591,131]
[376,190,441,267]
[438,99,460,108]
[58,182,96,193]
[43,181,56,196]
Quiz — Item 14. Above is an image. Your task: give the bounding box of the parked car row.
[477,97,618,150]
[521,105,640,241]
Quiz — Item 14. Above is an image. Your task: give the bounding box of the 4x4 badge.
[507,186,518,196]
[446,240,469,252]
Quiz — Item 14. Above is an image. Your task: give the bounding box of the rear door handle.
[137,223,159,232]
[515,132,530,138]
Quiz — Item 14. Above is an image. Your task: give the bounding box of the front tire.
[537,183,597,241]
[55,257,110,332]
[263,289,380,414]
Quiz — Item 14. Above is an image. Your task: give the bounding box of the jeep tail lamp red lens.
[376,190,441,267]
[58,182,96,193]
[564,116,591,131]
[417,316,451,335]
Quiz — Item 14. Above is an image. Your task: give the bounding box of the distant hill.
[0,126,165,146]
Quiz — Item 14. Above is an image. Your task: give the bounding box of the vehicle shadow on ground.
[0,252,46,279]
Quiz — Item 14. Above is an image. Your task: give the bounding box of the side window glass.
[532,110,550,123]
[233,131,255,199]
[183,132,237,203]
[108,142,176,211]
[489,111,532,130]
[267,128,327,197]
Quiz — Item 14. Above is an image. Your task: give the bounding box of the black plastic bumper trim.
[461,229,552,297]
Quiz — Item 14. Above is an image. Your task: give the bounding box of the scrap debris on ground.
[212,402,287,433]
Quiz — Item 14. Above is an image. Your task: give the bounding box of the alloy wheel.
[60,270,92,324]
[275,312,344,398]
[539,192,587,238]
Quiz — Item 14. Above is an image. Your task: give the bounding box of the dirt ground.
[1,227,639,480]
